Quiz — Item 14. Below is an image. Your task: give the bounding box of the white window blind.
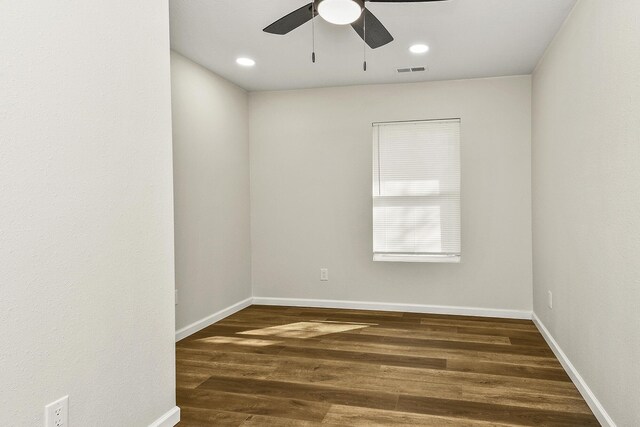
[373,119,461,263]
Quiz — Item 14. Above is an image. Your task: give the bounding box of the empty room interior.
[2,0,639,426]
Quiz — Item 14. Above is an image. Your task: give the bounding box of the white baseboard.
[252,297,532,320]
[149,406,180,427]
[532,313,615,427]
[175,297,252,341]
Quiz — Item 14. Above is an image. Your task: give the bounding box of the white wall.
[0,1,176,425]
[171,52,252,331]
[250,76,532,312]
[532,1,640,425]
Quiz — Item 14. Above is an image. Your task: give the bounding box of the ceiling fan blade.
[351,9,394,49]
[263,3,315,35]
[367,0,447,2]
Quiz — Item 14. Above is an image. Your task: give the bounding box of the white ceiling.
[169,0,575,92]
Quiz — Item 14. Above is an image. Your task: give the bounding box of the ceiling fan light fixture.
[317,0,364,26]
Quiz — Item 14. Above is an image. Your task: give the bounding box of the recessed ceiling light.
[409,44,430,54]
[236,57,256,67]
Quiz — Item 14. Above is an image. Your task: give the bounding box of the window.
[372,119,461,263]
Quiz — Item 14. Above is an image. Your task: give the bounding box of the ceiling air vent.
[396,66,427,74]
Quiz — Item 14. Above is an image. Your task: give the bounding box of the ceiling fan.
[263,0,447,50]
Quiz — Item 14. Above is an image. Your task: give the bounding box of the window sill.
[373,254,461,263]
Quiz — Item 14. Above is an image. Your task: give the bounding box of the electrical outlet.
[45,396,68,427]
[548,291,553,309]
[320,268,329,281]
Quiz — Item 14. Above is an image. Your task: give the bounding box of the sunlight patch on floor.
[238,321,371,339]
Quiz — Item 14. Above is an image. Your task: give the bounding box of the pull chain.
[363,6,367,71]
[311,2,316,63]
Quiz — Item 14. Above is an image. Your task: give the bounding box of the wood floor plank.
[176,359,276,381]
[322,404,516,426]
[266,359,579,402]
[266,356,384,380]
[176,305,599,426]
[278,345,447,370]
[177,388,331,423]
[267,306,407,319]
[403,311,534,325]
[264,361,590,414]
[396,394,600,426]
[176,371,211,389]
[508,336,550,347]
[241,414,324,426]
[457,325,547,340]
[177,407,249,427]
[325,331,556,357]
[378,365,580,397]
[446,358,571,382]
[275,338,562,368]
[419,317,539,331]
[266,356,575,397]
[356,325,512,345]
[178,338,285,356]
[198,375,400,411]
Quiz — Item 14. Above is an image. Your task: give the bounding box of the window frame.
[371,118,462,264]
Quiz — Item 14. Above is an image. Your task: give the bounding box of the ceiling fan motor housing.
[314,0,365,8]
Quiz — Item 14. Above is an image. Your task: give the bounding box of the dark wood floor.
[176,305,599,426]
